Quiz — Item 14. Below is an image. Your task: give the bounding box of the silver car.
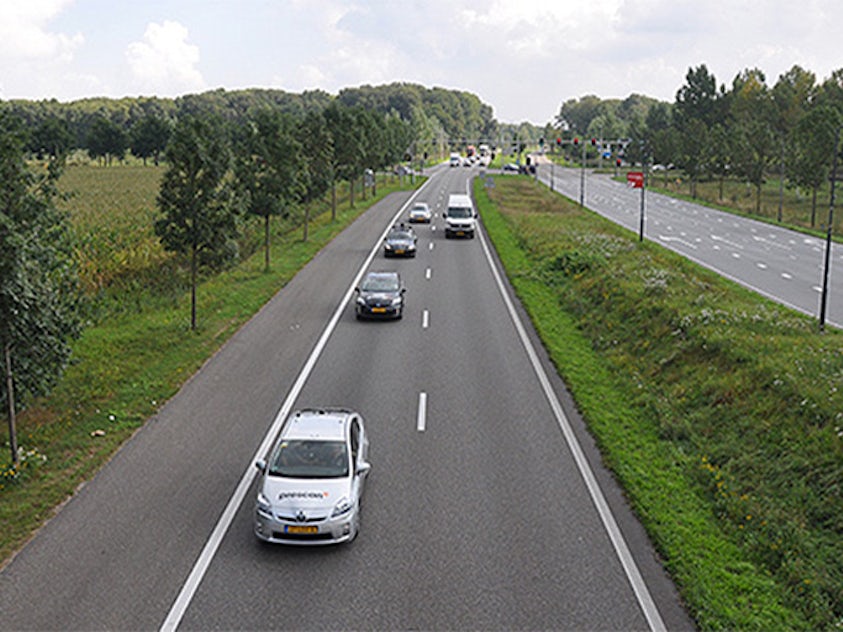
[254,408,371,545]
[408,202,432,223]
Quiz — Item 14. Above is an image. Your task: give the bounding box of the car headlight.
[256,492,272,516]
[356,296,366,306]
[391,296,403,306]
[332,497,353,518]
[384,243,393,250]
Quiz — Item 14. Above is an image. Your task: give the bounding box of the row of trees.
[553,65,843,221]
[155,103,415,329]
[5,83,500,166]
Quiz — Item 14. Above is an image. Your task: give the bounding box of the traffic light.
[591,138,597,146]
[573,137,579,146]
[616,158,622,167]
[539,137,544,146]
[556,137,561,146]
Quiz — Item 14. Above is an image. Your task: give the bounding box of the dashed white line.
[422,309,429,329]
[417,392,427,432]
[426,268,432,280]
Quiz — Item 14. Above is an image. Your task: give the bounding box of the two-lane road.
[0,165,692,630]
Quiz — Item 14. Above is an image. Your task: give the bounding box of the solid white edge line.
[476,222,667,632]
[160,180,435,632]
[417,392,427,431]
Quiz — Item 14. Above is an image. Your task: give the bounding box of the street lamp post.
[819,126,841,331]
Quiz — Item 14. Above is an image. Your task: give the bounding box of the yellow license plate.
[372,307,387,313]
[456,231,465,236]
[395,249,404,254]
[285,525,318,534]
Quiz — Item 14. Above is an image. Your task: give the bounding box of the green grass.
[475,175,842,630]
[0,166,421,565]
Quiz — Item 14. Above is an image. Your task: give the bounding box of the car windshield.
[411,205,428,213]
[361,275,399,292]
[388,230,413,240]
[448,207,471,218]
[268,440,349,478]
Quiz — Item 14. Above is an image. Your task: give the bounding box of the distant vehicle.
[395,165,415,176]
[502,163,520,172]
[355,270,405,319]
[383,225,417,257]
[408,202,432,223]
[254,408,371,545]
[479,143,490,157]
[449,153,461,167]
[443,193,477,239]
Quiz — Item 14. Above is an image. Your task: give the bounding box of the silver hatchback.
[254,408,371,545]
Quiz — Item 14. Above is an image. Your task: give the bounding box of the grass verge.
[475,175,842,630]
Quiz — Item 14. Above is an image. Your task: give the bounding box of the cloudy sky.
[1,0,841,124]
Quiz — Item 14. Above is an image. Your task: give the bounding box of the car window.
[268,440,349,478]
[361,276,399,292]
[389,230,413,240]
[448,207,471,218]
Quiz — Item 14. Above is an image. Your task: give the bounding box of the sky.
[1,0,842,125]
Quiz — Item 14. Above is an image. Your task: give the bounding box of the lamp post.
[819,126,841,331]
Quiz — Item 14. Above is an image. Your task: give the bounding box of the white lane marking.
[160,180,437,632]
[756,262,768,270]
[426,268,432,280]
[417,392,427,432]
[429,242,434,251]
[422,309,429,329]
[477,225,667,632]
[781,272,792,280]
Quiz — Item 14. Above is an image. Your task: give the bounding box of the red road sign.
[627,171,644,188]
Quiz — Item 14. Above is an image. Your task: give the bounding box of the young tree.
[129,115,172,165]
[0,113,82,464]
[297,110,334,240]
[155,116,237,330]
[86,116,128,165]
[233,109,305,271]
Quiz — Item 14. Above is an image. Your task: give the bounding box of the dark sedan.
[383,226,417,258]
[355,271,405,320]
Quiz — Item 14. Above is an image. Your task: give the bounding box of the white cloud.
[126,20,205,95]
[0,0,82,60]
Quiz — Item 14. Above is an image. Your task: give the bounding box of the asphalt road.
[538,164,843,328]
[0,165,693,631]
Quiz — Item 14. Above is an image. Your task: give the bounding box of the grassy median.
[475,175,842,630]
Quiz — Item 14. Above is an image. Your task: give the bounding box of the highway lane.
[539,164,843,328]
[0,165,692,630]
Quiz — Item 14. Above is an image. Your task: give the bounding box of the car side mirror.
[356,461,371,476]
[401,287,406,294]
[354,287,360,294]
[255,459,266,473]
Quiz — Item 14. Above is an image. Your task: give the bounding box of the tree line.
[551,64,843,222]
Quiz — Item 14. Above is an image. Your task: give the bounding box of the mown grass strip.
[475,175,833,630]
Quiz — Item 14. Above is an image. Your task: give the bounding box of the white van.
[449,153,461,167]
[443,193,477,239]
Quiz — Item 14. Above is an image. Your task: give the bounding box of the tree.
[86,115,128,165]
[297,110,334,240]
[233,109,305,271]
[29,117,73,159]
[730,68,778,214]
[130,115,172,165]
[674,65,722,197]
[792,106,842,225]
[0,112,82,465]
[155,116,238,330]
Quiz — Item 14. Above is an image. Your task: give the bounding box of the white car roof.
[281,409,351,441]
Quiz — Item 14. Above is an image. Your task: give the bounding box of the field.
[475,175,842,630]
